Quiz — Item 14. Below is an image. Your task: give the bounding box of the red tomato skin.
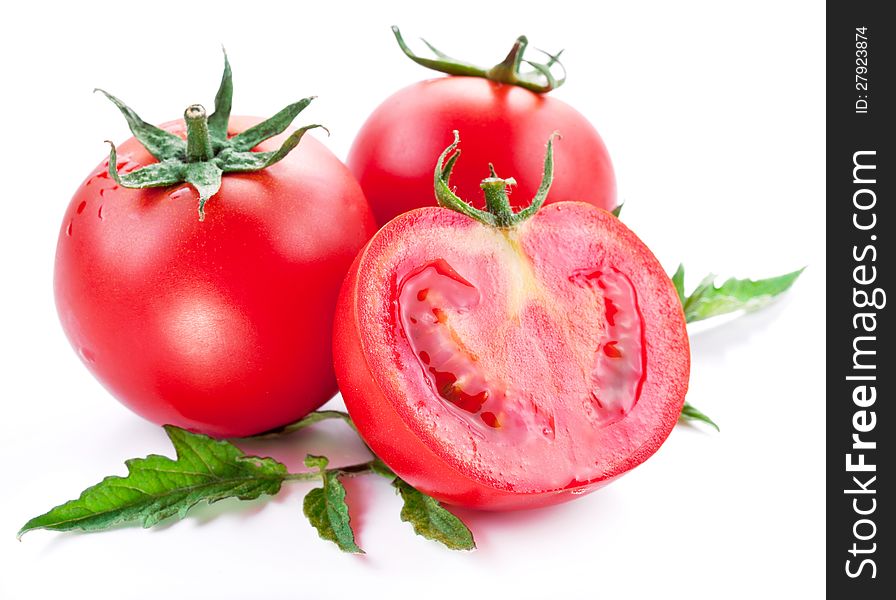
[334,204,689,510]
[55,117,376,438]
[347,77,616,225]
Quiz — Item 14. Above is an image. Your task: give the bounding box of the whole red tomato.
[348,28,616,225]
[55,56,376,438]
[334,133,688,509]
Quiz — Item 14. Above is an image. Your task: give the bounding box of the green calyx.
[98,51,326,220]
[434,130,557,228]
[392,26,566,94]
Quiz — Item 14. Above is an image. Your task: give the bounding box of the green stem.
[96,52,323,220]
[434,130,556,228]
[481,174,517,227]
[486,36,528,84]
[391,26,565,94]
[184,104,214,162]
[283,460,379,482]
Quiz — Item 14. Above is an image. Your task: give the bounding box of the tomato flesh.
[334,203,689,509]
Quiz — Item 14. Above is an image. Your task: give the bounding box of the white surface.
[0,1,824,598]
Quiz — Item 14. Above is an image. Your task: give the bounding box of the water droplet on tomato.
[169,186,193,201]
[66,221,73,236]
[118,158,138,173]
[79,347,96,363]
[76,201,87,214]
[97,205,104,220]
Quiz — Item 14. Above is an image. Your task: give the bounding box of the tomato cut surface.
[334,203,689,510]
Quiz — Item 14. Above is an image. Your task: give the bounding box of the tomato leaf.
[18,426,288,537]
[672,265,802,429]
[302,455,364,554]
[671,264,686,305]
[676,265,804,323]
[679,402,720,431]
[611,202,624,218]
[392,479,475,551]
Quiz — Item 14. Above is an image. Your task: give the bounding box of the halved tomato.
[334,134,689,509]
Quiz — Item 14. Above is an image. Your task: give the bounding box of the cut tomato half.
[334,134,689,509]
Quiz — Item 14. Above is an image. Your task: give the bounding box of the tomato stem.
[96,49,323,220]
[184,104,214,162]
[283,459,380,482]
[485,36,528,85]
[480,175,517,227]
[434,131,557,228]
[391,26,566,94]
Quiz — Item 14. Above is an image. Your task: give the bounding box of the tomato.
[334,134,688,509]
[347,29,616,225]
[55,58,376,438]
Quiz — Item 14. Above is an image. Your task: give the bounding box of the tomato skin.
[55,116,376,438]
[334,203,688,510]
[347,77,616,225]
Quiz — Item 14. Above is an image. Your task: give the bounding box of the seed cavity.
[570,268,647,427]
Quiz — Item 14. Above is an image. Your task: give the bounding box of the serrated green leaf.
[393,479,475,551]
[302,456,363,553]
[19,426,287,537]
[677,268,804,323]
[680,402,720,431]
[303,454,329,471]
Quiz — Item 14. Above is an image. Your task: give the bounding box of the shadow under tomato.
[686,292,793,362]
[234,420,373,475]
[447,486,620,552]
[339,475,377,559]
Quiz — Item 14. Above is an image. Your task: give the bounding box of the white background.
[0,1,824,598]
